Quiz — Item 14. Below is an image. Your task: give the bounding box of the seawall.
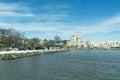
[0,49,67,60]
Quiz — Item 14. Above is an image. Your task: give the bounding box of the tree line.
[0,28,62,50]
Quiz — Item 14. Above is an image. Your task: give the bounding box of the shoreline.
[0,49,68,60]
[0,48,120,60]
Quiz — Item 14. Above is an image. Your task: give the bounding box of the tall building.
[67,33,83,48]
[70,33,81,45]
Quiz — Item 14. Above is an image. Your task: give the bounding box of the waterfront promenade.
[0,49,67,60]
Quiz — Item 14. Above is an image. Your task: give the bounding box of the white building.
[67,33,83,48]
[70,33,81,45]
[67,33,120,49]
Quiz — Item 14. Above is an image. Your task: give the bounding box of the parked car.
[35,47,44,50]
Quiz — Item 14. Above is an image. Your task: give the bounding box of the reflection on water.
[0,50,120,80]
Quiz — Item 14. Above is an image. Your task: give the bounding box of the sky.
[0,0,120,41]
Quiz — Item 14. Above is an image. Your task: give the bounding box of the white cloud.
[0,2,68,21]
[0,2,28,11]
[69,14,120,35]
[0,2,120,40]
[0,22,58,32]
[0,11,35,17]
[41,4,70,10]
[38,14,68,21]
[1,14,120,35]
[1,13,120,40]
[0,2,34,18]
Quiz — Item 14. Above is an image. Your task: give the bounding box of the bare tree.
[43,40,56,48]
[0,28,24,48]
[54,36,61,41]
[29,37,40,49]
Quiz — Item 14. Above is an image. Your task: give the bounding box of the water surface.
[0,50,120,80]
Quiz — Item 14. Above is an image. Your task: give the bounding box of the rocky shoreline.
[0,49,68,60]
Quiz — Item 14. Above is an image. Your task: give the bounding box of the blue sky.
[0,0,120,41]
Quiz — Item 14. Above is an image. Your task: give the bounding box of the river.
[0,50,120,80]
